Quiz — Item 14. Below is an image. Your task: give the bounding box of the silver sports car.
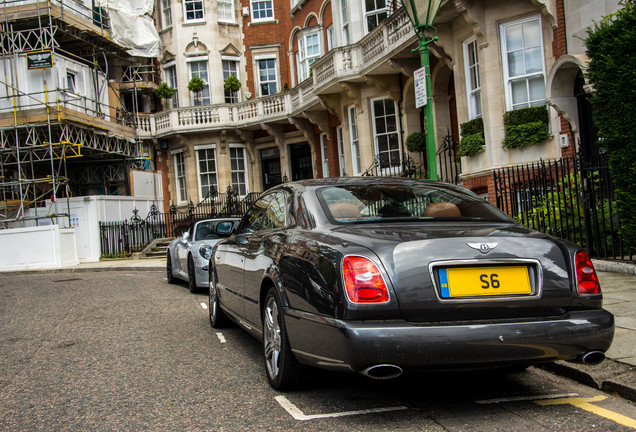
[166,218,239,292]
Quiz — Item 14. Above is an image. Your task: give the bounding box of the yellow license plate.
[439,266,531,298]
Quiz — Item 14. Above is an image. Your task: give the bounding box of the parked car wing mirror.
[216,221,234,234]
[182,232,190,241]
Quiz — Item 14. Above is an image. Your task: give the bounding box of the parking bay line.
[275,395,408,421]
[535,395,636,429]
[479,394,636,429]
[476,393,578,404]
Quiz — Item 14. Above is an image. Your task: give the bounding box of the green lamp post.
[400,0,442,180]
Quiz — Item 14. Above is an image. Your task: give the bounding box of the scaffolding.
[0,0,156,227]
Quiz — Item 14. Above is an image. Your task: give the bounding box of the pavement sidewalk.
[3,256,635,401]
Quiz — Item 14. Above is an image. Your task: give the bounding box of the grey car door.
[241,191,288,327]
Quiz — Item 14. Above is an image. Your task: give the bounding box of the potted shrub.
[155,82,175,99]
[188,76,206,105]
[457,117,485,157]
[502,105,550,149]
[405,131,426,153]
[223,75,241,93]
[188,76,206,93]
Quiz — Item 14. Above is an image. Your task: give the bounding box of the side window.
[241,192,287,233]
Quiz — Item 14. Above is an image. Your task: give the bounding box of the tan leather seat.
[329,202,361,219]
[422,202,461,218]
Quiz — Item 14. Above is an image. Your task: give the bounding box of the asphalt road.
[1,270,635,431]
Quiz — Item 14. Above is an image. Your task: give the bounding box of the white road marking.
[200,302,208,309]
[275,396,408,421]
[476,393,579,404]
[216,333,226,343]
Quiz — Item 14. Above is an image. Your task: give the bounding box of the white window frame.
[320,133,329,178]
[463,36,482,119]
[370,97,401,172]
[229,144,249,196]
[296,30,321,82]
[255,56,278,97]
[340,0,350,45]
[183,0,204,22]
[172,150,187,204]
[218,0,235,23]
[251,0,274,22]
[222,57,241,103]
[500,15,547,111]
[365,0,388,33]
[336,125,345,176]
[161,0,172,28]
[194,145,218,200]
[187,57,210,105]
[326,25,334,51]
[164,63,178,108]
[347,105,361,175]
[66,70,78,94]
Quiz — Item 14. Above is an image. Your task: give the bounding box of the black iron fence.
[361,131,461,184]
[362,153,427,178]
[99,187,260,257]
[437,132,462,185]
[493,152,632,261]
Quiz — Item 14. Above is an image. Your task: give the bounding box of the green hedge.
[503,105,550,149]
[458,117,484,157]
[585,0,636,249]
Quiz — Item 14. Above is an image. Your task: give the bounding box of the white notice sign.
[414,66,427,109]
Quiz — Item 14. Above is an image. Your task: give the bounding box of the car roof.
[272,177,466,193]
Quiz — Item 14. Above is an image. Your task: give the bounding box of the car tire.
[166,254,175,284]
[209,269,229,328]
[262,288,307,390]
[188,255,198,293]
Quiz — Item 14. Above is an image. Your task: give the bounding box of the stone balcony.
[135,8,417,140]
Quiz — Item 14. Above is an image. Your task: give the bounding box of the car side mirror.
[215,221,234,234]
[182,232,190,241]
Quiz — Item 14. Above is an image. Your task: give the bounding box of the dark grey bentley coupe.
[208,177,614,390]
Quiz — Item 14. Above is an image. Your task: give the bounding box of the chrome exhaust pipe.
[579,351,606,365]
[360,364,403,380]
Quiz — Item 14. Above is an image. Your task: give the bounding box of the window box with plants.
[502,105,550,150]
[457,117,485,157]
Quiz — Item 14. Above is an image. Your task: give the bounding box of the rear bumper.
[285,309,615,373]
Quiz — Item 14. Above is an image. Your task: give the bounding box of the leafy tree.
[585,1,636,249]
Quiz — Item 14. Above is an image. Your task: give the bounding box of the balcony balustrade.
[133,8,415,140]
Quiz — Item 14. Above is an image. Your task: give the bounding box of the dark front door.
[261,147,282,190]
[290,143,313,181]
[576,72,600,160]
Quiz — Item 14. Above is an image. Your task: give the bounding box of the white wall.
[0,225,79,271]
[18,195,165,263]
[131,169,163,199]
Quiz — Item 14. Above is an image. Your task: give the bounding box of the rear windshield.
[317,184,514,224]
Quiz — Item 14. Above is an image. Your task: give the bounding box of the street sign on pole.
[414,66,427,109]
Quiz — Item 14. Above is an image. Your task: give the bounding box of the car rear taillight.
[575,250,601,295]
[342,256,389,303]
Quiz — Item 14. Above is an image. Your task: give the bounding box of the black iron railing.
[362,153,427,178]
[437,131,461,185]
[99,187,260,257]
[493,151,632,262]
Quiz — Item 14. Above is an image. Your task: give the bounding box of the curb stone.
[538,360,636,402]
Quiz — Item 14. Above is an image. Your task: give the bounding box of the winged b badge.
[467,242,498,254]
